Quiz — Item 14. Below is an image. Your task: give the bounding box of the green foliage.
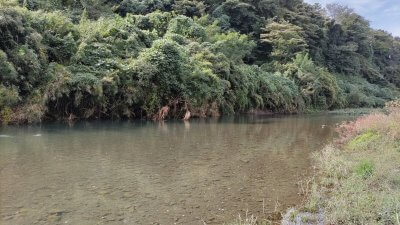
[211,0,261,35]
[261,20,308,64]
[224,65,303,113]
[285,53,339,109]
[185,44,225,107]
[0,50,18,83]
[166,15,206,41]
[133,11,173,37]
[210,31,256,62]
[172,0,205,18]
[116,0,174,16]
[0,0,18,7]
[0,8,49,95]
[26,11,79,63]
[0,85,20,108]
[285,3,328,64]
[337,75,395,108]
[0,0,399,123]
[133,39,188,106]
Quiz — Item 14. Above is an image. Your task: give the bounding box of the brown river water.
[0,115,353,225]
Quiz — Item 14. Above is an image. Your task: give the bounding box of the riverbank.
[282,101,400,225]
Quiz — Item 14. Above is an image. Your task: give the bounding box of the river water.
[0,115,353,225]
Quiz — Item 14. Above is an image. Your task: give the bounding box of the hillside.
[0,0,399,123]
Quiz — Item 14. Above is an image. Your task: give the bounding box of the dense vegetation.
[0,0,399,123]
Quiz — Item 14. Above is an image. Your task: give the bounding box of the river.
[0,115,353,225]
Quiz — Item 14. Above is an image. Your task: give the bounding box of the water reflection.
[0,115,352,225]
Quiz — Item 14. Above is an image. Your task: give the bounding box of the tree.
[261,20,307,64]
[172,0,205,18]
[212,0,261,35]
[116,0,174,16]
[326,3,354,22]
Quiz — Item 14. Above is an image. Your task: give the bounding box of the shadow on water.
[0,115,354,225]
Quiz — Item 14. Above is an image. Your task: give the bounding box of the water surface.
[0,115,352,225]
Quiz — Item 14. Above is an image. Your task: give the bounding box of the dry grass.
[223,211,279,225]
[225,213,257,225]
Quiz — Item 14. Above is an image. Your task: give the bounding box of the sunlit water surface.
[0,115,353,225]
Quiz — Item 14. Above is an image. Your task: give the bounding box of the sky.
[304,0,400,37]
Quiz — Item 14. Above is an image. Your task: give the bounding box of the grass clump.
[355,160,375,178]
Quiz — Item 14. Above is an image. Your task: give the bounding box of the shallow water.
[0,115,353,225]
